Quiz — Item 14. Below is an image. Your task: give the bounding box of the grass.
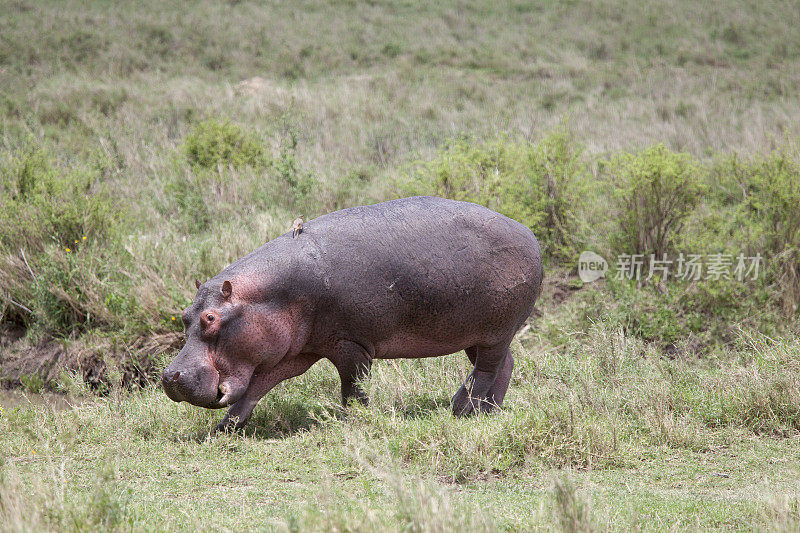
[2,0,800,530]
[2,327,799,531]
[2,0,800,345]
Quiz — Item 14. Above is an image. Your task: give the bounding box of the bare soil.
[0,324,182,392]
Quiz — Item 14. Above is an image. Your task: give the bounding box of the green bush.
[603,144,705,259]
[559,274,780,352]
[740,142,800,314]
[0,143,118,252]
[179,118,320,215]
[162,173,212,233]
[29,251,110,334]
[0,143,128,333]
[0,238,146,336]
[400,129,586,262]
[703,140,800,315]
[270,144,319,208]
[182,119,266,171]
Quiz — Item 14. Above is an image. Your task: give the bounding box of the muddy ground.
[0,324,182,393]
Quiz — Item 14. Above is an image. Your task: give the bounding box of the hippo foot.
[451,371,503,416]
[451,391,499,416]
[342,390,369,408]
[214,420,242,433]
[214,410,251,433]
[453,347,513,416]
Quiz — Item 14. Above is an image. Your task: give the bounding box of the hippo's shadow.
[393,396,452,419]
[242,400,333,440]
[176,394,455,443]
[165,400,328,444]
[243,394,454,438]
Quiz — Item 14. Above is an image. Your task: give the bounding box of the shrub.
[524,129,586,261]
[182,119,266,171]
[740,143,800,255]
[603,144,705,259]
[0,142,118,252]
[162,173,212,233]
[0,239,145,335]
[738,141,800,314]
[702,140,800,316]
[0,142,125,332]
[270,144,319,208]
[180,118,320,214]
[400,129,586,262]
[559,273,781,352]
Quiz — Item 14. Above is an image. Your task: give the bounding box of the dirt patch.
[0,325,182,392]
[538,270,594,306]
[1,324,26,344]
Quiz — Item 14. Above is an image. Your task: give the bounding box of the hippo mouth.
[161,366,219,408]
[162,366,247,409]
[188,383,234,409]
[216,380,243,406]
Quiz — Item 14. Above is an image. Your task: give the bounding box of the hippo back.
[218,196,542,359]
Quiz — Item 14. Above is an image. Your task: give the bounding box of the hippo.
[162,196,543,431]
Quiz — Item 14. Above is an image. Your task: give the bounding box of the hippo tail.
[537,260,545,301]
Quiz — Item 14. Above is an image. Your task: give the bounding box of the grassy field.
[3,327,800,531]
[2,0,800,530]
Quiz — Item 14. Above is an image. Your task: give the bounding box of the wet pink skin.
[162,196,543,431]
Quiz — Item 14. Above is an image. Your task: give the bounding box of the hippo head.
[162,278,293,409]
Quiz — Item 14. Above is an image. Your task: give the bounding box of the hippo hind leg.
[452,343,513,416]
[486,350,513,407]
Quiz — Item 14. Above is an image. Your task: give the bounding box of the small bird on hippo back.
[292,215,304,238]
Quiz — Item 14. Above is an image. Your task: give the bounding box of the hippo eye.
[206,314,215,322]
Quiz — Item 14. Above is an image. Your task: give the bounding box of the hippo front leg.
[329,340,373,407]
[215,354,320,432]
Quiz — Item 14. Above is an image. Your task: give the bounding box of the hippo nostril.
[171,371,181,382]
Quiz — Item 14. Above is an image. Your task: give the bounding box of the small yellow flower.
[82,236,87,240]
[31,450,36,455]
[65,248,71,253]
[171,316,176,321]
[74,240,78,244]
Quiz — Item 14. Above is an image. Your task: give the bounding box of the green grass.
[2,0,800,530]
[1,0,799,344]
[2,329,799,531]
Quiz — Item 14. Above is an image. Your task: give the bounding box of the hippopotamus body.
[162,196,543,430]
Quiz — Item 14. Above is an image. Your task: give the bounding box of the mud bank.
[0,325,182,392]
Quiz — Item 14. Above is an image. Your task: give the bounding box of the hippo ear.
[221,280,232,299]
[195,278,201,290]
